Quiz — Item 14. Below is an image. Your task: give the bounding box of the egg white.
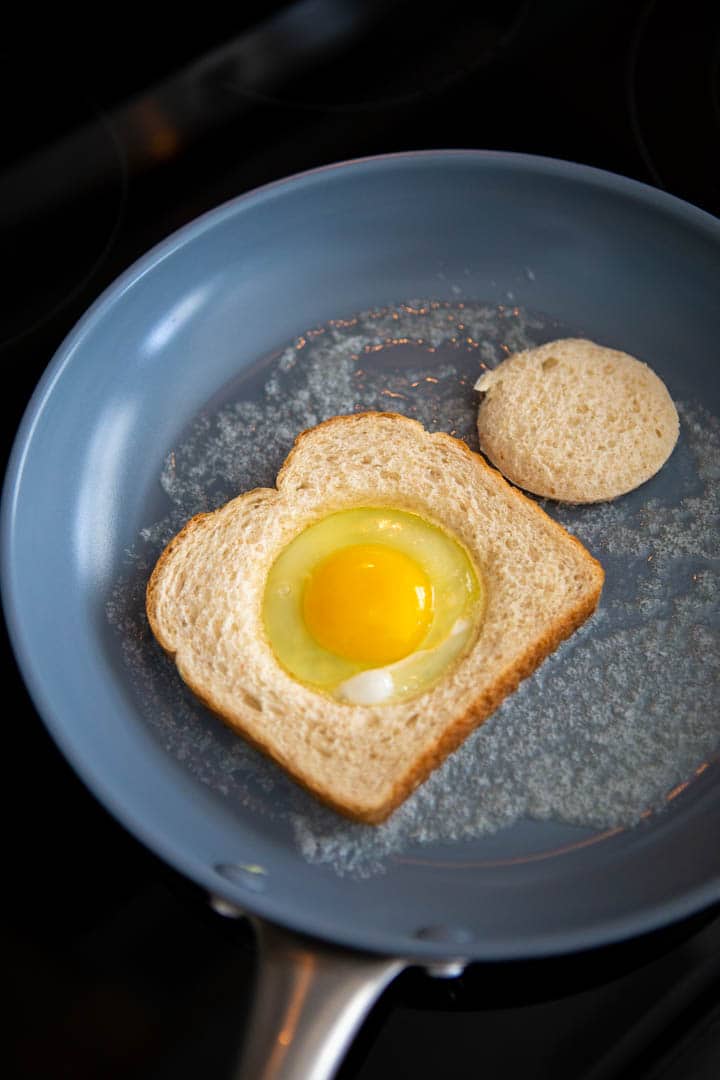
[263,507,484,704]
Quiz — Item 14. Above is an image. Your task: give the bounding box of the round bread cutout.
[475,339,679,503]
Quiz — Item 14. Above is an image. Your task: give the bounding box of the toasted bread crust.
[367,583,601,823]
[146,511,212,653]
[146,412,604,824]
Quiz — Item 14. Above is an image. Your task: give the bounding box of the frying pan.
[3,150,720,1079]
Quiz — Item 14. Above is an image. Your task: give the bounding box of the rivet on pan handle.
[232,915,406,1080]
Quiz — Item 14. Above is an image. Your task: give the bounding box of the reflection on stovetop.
[3,2,720,1077]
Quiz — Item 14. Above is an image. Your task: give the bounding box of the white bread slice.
[146,412,604,823]
[475,339,679,503]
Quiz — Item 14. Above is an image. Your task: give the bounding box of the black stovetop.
[4,3,720,1077]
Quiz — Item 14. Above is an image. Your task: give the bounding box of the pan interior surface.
[3,151,720,960]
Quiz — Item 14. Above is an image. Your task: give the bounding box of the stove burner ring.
[626,0,720,216]
[0,96,128,348]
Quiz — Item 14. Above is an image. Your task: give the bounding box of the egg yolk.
[302,543,434,665]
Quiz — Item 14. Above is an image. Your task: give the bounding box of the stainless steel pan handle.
[232,915,406,1080]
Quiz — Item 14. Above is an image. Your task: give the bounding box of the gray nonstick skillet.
[3,151,719,1078]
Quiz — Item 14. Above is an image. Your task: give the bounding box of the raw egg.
[263,508,484,704]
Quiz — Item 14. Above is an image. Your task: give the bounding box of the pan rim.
[3,148,720,961]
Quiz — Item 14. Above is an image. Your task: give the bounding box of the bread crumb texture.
[475,339,679,502]
[146,412,603,823]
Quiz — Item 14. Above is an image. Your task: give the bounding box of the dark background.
[3,2,719,1077]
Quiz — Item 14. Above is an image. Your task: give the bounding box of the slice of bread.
[475,338,679,503]
[146,412,604,823]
